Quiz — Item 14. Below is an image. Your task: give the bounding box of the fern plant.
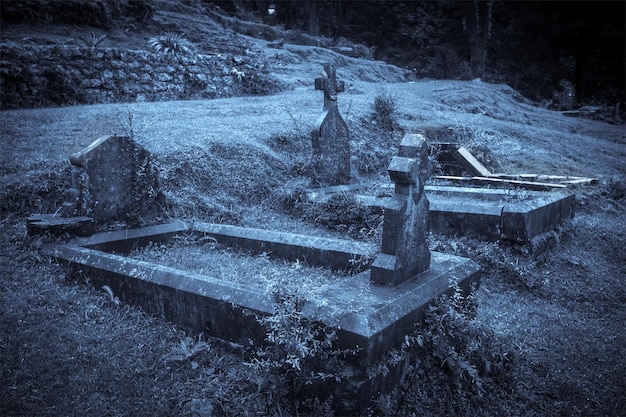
[148,32,193,57]
[78,33,107,50]
[245,289,357,415]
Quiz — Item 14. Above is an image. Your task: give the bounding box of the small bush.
[148,32,194,57]
[280,190,382,241]
[372,90,398,131]
[76,33,107,50]
[372,287,514,416]
[245,288,355,416]
[604,175,626,200]
[552,79,576,110]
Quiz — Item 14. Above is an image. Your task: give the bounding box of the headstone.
[370,133,431,286]
[70,135,164,223]
[311,62,350,186]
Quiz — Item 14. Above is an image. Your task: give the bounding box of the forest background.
[211,0,625,108]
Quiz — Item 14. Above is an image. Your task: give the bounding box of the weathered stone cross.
[311,63,350,186]
[314,63,345,111]
[370,133,432,286]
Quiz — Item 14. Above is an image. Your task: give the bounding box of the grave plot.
[36,129,479,414]
[308,140,578,243]
[347,184,575,242]
[40,220,479,413]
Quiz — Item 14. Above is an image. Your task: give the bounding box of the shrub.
[371,286,514,415]
[76,33,107,50]
[604,175,625,200]
[552,79,576,110]
[280,190,382,241]
[372,90,398,131]
[245,288,355,416]
[148,32,193,57]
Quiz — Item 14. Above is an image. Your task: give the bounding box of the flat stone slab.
[192,223,375,272]
[27,214,94,237]
[74,220,189,253]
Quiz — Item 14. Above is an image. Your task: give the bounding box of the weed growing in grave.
[370,286,514,416]
[280,189,382,241]
[244,288,358,416]
[148,32,193,57]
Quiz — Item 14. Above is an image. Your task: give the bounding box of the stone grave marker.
[311,62,350,186]
[70,135,163,223]
[370,133,431,285]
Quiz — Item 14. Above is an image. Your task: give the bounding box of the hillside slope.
[0,2,625,417]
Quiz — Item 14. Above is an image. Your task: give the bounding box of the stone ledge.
[74,220,189,253]
[40,241,479,365]
[192,223,375,272]
[27,214,94,237]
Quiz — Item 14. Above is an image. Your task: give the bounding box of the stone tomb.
[41,221,478,414]
[70,135,163,223]
[311,62,351,187]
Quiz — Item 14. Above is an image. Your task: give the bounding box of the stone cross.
[370,133,431,286]
[314,63,345,110]
[311,62,350,186]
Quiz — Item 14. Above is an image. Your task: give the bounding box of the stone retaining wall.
[0,43,281,109]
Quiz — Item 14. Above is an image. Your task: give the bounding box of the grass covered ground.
[1,78,624,416]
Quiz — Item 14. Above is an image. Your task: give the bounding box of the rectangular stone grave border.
[39,220,480,413]
[307,184,575,243]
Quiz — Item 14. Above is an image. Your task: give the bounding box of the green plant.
[77,32,107,50]
[372,90,398,131]
[245,288,356,415]
[604,175,625,200]
[371,286,513,416]
[148,32,193,57]
[280,190,382,241]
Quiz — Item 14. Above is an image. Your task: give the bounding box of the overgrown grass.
[130,235,355,292]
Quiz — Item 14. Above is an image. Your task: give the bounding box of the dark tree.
[463,0,493,79]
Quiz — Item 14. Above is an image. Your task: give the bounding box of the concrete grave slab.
[313,184,575,242]
[27,214,94,237]
[74,220,189,253]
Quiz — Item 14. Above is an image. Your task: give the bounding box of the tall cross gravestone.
[311,62,350,186]
[370,133,432,286]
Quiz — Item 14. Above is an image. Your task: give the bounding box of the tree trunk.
[308,0,319,37]
[464,0,492,79]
